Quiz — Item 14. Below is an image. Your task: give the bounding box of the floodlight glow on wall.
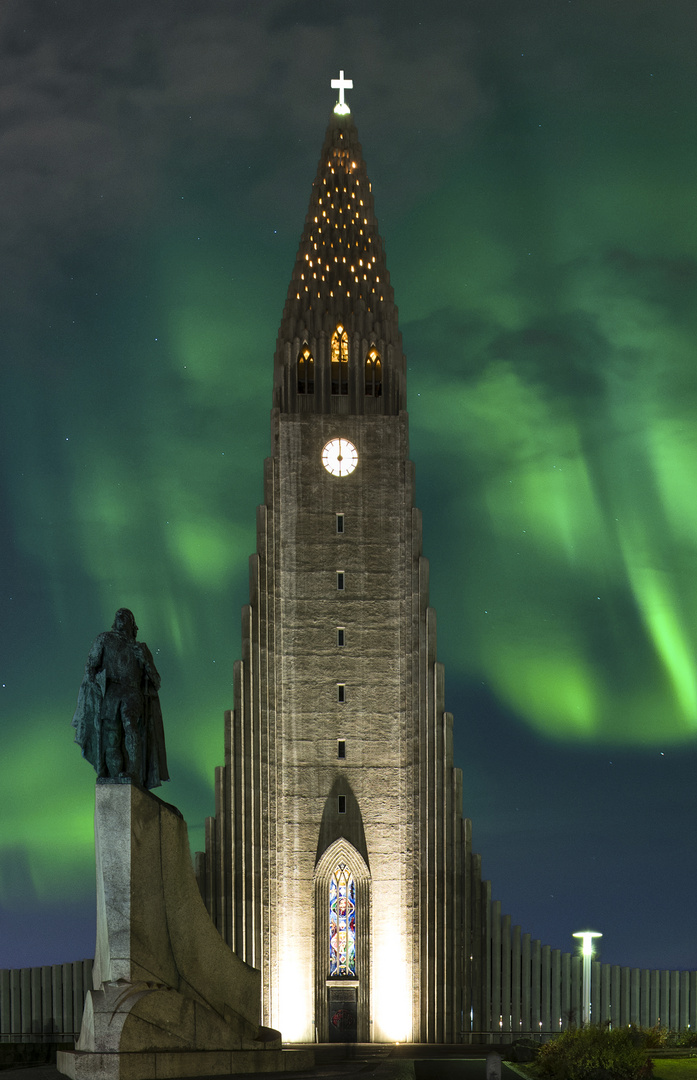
[277,946,312,1041]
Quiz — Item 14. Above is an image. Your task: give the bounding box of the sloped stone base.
[56,784,312,1080]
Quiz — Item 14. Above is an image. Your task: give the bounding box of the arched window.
[329,863,356,976]
[297,347,314,394]
[331,325,349,395]
[364,349,382,397]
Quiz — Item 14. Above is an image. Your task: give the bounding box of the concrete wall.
[463,853,697,1041]
[5,938,697,1043]
[0,960,92,1039]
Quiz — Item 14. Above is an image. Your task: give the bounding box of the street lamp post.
[572,931,602,1026]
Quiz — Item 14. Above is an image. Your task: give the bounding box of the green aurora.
[1,0,696,971]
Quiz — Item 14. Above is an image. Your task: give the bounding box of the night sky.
[2,0,697,976]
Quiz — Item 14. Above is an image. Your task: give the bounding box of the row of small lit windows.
[296,251,381,298]
[323,166,358,181]
[301,232,373,256]
[294,255,385,301]
[317,202,366,215]
[315,183,368,233]
[301,252,379,277]
[295,176,384,302]
[323,155,372,193]
[297,328,382,396]
[303,243,374,263]
[296,288,385,302]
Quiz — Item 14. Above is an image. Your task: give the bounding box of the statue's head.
[113,608,138,639]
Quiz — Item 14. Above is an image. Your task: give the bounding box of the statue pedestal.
[57,782,312,1079]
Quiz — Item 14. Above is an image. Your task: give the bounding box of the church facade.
[195,80,467,1043]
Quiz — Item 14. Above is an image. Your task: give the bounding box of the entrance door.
[327,984,357,1042]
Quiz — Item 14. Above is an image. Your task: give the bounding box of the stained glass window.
[329,864,356,977]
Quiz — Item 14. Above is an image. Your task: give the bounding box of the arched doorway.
[314,839,371,1041]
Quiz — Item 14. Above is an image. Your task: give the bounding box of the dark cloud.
[0,0,482,305]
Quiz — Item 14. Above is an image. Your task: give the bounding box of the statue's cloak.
[142,670,170,788]
[72,668,105,775]
[72,660,169,789]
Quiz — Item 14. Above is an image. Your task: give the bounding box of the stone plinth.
[57,782,312,1079]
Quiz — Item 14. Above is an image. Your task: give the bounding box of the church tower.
[196,75,466,1044]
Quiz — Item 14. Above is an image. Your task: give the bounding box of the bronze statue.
[72,608,169,788]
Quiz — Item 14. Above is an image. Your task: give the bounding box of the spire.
[273,93,405,415]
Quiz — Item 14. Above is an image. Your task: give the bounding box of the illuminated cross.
[331,69,353,115]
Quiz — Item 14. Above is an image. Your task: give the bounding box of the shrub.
[626,1026,697,1050]
[636,1027,668,1050]
[673,1031,697,1048]
[530,1026,653,1080]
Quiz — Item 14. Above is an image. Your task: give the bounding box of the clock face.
[322,438,358,477]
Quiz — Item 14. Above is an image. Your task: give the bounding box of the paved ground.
[0,1045,521,1080]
